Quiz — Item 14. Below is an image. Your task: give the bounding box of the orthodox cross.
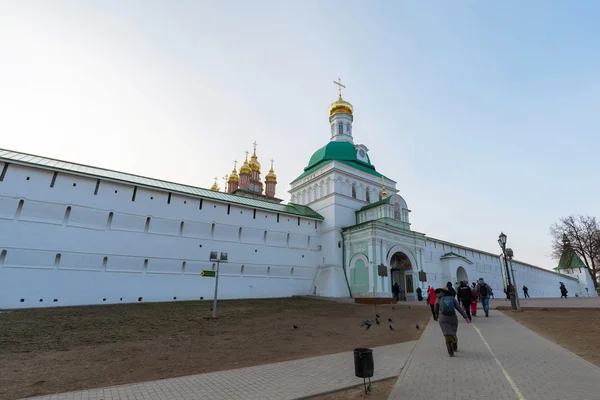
[245,150,249,161]
[252,141,257,153]
[233,159,237,169]
[333,78,345,97]
[270,158,274,169]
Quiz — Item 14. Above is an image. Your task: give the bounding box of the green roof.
[359,196,393,212]
[440,252,473,264]
[292,141,383,183]
[0,148,323,220]
[554,237,586,270]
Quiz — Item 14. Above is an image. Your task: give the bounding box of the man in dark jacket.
[446,281,457,298]
[457,281,474,321]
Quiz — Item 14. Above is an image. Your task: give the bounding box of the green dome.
[293,141,381,183]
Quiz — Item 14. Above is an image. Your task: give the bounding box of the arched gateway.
[390,252,413,300]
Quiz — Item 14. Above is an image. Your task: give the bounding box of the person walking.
[560,282,568,298]
[457,281,474,321]
[392,282,400,301]
[523,285,530,298]
[476,278,493,317]
[433,286,471,356]
[416,286,423,301]
[427,286,436,317]
[446,281,457,298]
[470,282,479,317]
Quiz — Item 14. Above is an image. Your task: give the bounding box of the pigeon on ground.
[392,306,395,310]
[389,324,395,331]
[388,318,393,322]
[361,320,372,331]
[416,325,420,330]
[375,318,381,325]
[293,325,299,330]
[376,313,381,318]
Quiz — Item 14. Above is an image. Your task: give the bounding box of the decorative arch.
[457,266,468,283]
[351,183,357,199]
[349,253,370,294]
[386,245,418,270]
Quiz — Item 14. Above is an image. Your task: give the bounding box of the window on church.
[351,184,356,199]
[338,122,343,135]
[346,123,351,134]
[366,190,370,203]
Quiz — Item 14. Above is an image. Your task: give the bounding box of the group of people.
[425,278,494,356]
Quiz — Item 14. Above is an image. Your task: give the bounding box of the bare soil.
[0,298,429,400]
[504,308,600,367]
[307,378,396,400]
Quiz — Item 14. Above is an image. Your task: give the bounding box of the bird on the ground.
[392,306,395,310]
[293,325,299,330]
[388,318,393,322]
[376,313,381,318]
[389,324,395,331]
[416,325,420,330]
[361,320,372,330]
[375,318,381,325]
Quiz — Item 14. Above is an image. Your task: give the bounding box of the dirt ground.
[0,298,429,400]
[308,378,396,400]
[504,308,600,367]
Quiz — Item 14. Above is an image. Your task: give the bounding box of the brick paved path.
[388,310,600,400]
[25,341,416,400]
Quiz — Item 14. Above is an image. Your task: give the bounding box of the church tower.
[227,161,239,193]
[329,79,354,143]
[239,152,251,190]
[264,160,277,197]
[287,80,402,298]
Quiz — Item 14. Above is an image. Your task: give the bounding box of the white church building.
[0,91,595,309]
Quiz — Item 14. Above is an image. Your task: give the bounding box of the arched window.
[351,184,356,199]
[338,122,344,135]
[366,189,370,203]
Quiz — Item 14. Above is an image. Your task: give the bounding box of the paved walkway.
[388,310,600,400]
[26,341,416,400]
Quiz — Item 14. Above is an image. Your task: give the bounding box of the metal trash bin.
[353,348,374,378]
[353,347,374,393]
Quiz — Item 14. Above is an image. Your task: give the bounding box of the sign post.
[209,251,228,319]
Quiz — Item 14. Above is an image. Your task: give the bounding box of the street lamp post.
[209,251,228,318]
[498,232,518,311]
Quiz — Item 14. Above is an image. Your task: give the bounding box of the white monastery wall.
[419,238,587,298]
[0,162,323,309]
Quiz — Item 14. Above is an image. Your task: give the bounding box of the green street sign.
[201,270,216,277]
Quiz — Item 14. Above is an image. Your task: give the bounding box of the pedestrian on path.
[476,278,493,317]
[470,282,479,317]
[457,281,474,321]
[446,281,457,298]
[427,286,436,317]
[433,286,470,356]
[523,285,530,298]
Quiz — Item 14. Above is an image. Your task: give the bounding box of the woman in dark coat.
[434,286,470,356]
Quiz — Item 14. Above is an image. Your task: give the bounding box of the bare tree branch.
[549,214,599,289]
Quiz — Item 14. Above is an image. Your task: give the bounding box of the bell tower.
[329,78,354,143]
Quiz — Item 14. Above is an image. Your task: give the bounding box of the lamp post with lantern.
[498,232,519,311]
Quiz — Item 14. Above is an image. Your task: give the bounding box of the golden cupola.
[265,160,277,183]
[248,142,261,172]
[239,152,252,175]
[228,161,239,182]
[210,177,219,191]
[328,94,354,117]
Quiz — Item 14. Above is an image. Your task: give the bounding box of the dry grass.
[0,298,429,400]
[504,308,600,367]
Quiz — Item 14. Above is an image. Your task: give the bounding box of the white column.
[382,241,389,293]
[374,241,381,294]
[368,243,374,293]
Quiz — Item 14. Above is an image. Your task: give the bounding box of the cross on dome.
[333,78,346,98]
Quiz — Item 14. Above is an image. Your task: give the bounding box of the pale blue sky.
[1,1,598,269]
